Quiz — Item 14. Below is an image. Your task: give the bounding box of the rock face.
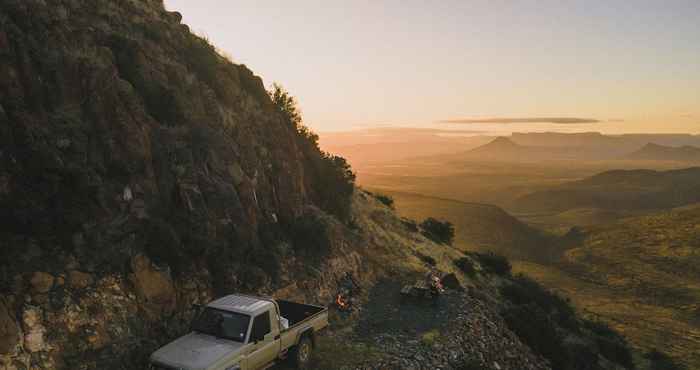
[0,0,328,368]
[128,254,176,319]
[0,301,20,355]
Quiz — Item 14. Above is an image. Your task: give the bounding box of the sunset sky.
[164,1,699,134]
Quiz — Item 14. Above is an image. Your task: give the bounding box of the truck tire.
[290,335,313,369]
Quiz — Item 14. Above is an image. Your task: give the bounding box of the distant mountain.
[512,167,700,212]
[626,143,700,162]
[465,137,582,161]
[512,132,700,149]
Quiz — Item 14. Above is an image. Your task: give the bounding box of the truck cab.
[149,294,328,370]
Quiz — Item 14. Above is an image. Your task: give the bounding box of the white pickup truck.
[149,294,329,370]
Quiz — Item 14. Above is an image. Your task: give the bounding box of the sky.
[164,0,700,134]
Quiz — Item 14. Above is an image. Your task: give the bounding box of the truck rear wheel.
[290,335,313,369]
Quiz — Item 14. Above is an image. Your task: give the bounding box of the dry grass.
[513,203,700,370]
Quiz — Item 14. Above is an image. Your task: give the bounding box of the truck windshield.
[192,307,250,343]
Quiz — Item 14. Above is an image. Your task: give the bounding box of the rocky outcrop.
[0,0,320,367]
[128,254,176,319]
[0,300,20,355]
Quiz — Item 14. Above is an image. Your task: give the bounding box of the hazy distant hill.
[626,143,700,162]
[513,167,700,212]
[512,132,700,150]
[465,137,584,161]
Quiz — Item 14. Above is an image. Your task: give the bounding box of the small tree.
[373,193,395,208]
[420,217,455,245]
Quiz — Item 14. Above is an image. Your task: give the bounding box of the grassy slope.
[382,189,699,368]
[371,190,559,261]
[516,205,700,368]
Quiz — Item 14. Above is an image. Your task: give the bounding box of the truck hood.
[150,332,244,370]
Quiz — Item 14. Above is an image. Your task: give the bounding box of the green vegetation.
[270,84,356,220]
[373,193,395,208]
[416,252,437,266]
[646,350,686,370]
[454,257,477,277]
[471,252,511,276]
[500,274,635,370]
[421,329,440,346]
[289,212,333,267]
[420,217,455,245]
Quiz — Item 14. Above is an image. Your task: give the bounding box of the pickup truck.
[149,294,329,370]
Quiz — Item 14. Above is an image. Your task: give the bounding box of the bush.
[502,303,567,368]
[420,217,455,245]
[401,218,419,232]
[501,274,577,331]
[472,252,511,276]
[373,193,394,208]
[583,319,634,369]
[290,212,333,266]
[416,252,437,266]
[500,275,636,370]
[645,350,685,370]
[454,257,477,277]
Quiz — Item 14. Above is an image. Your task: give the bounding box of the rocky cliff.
[0,0,337,368]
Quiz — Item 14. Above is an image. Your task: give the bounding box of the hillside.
[513,167,700,213]
[516,204,700,368]
[0,1,637,370]
[373,190,559,261]
[626,143,700,162]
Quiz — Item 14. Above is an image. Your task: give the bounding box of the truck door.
[246,311,280,369]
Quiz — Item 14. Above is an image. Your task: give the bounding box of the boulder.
[68,271,93,289]
[441,273,463,291]
[29,272,54,294]
[22,307,46,353]
[128,254,176,318]
[0,301,20,355]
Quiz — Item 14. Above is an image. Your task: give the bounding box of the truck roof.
[207,294,274,316]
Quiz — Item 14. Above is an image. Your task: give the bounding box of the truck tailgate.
[277,300,328,350]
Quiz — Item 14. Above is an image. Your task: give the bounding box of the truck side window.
[251,311,271,342]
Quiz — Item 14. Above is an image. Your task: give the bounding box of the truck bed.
[277,300,325,327]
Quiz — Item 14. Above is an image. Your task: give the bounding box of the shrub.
[454,257,477,277]
[421,329,440,346]
[290,212,333,266]
[420,217,455,245]
[645,350,685,370]
[401,218,419,232]
[472,252,511,276]
[501,274,577,331]
[373,193,394,208]
[502,303,567,368]
[644,349,686,370]
[416,252,437,266]
[501,275,636,370]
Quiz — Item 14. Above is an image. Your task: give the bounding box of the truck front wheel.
[290,335,313,369]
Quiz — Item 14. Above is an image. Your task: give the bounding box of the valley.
[328,130,700,368]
